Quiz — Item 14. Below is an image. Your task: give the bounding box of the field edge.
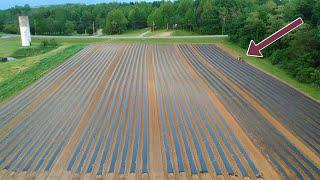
[216,41,320,101]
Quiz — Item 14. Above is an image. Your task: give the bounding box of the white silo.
[19,16,31,46]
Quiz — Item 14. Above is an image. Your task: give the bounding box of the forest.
[0,0,319,87]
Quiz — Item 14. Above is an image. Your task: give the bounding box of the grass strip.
[220,40,320,101]
[10,46,57,59]
[171,30,199,36]
[0,45,84,103]
[107,37,225,44]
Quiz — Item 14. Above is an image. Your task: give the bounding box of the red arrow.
[247,17,304,57]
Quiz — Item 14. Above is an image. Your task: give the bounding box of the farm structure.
[0,44,319,180]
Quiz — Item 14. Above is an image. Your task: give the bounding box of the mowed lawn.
[0,38,41,57]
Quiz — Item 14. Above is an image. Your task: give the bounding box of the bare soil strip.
[147,45,165,179]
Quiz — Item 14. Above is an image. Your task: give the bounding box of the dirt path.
[147,45,165,179]
[155,31,172,37]
[138,30,150,38]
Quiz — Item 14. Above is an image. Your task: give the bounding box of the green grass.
[33,37,106,45]
[11,46,58,59]
[0,37,104,103]
[144,29,172,37]
[220,39,320,100]
[0,45,72,82]
[0,38,41,57]
[144,29,199,37]
[0,45,83,103]
[33,36,226,44]
[172,29,199,36]
[0,38,59,58]
[0,38,89,85]
[107,37,225,44]
[109,28,149,37]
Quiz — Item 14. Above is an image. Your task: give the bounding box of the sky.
[0,0,150,10]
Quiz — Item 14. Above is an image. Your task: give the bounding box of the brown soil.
[156,31,172,37]
[147,45,165,179]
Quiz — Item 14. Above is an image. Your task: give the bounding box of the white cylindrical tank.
[19,16,31,46]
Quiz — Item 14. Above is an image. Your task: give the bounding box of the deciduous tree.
[105,9,128,34]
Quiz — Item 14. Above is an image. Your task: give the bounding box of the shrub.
[296,67,315,84]
[313,69,320,87]
[11,40,59,59]
[41,39,59,47]
[0,57,8,62]
[3,24,18,34]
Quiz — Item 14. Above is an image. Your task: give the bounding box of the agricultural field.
[0,44,319,180]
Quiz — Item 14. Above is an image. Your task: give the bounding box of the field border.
[215,42,320,102]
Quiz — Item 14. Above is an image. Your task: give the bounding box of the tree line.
[0,0,319,86]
